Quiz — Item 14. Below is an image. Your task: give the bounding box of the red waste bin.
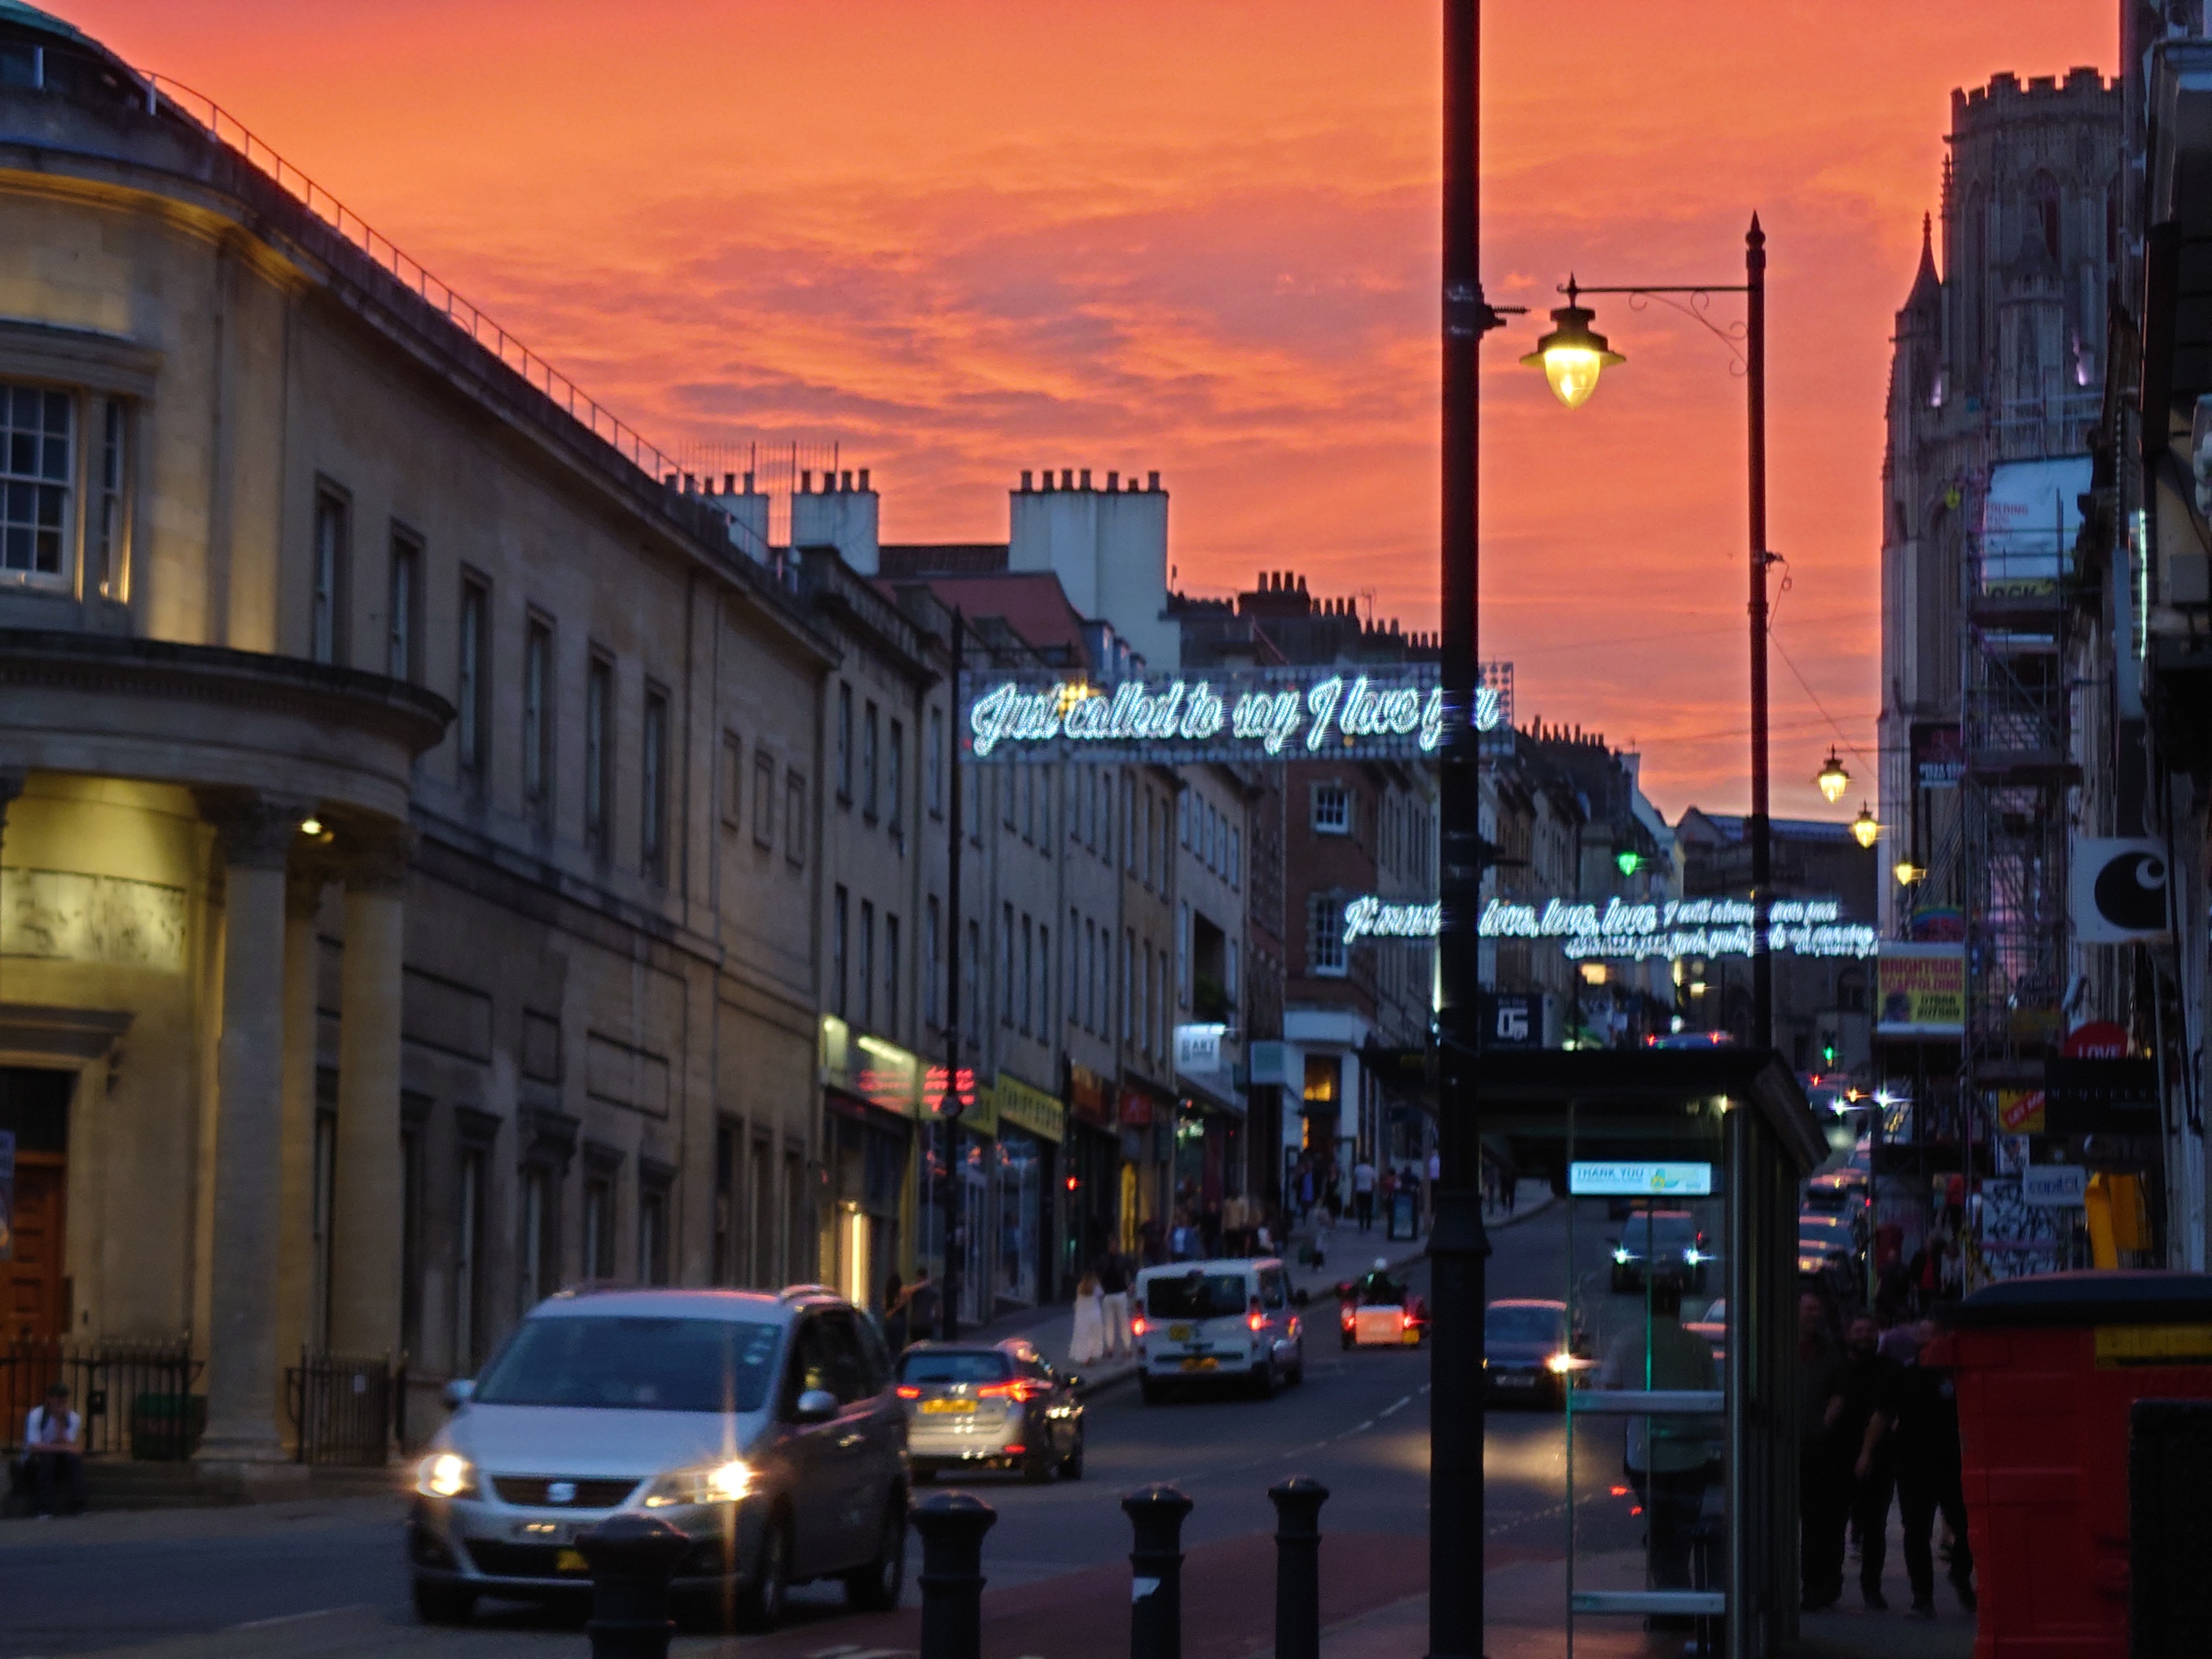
[1927,1271,2212,1657]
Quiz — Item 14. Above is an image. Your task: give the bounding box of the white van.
[1132,1258,1305,1403]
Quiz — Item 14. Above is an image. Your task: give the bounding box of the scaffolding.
[1959,471,2081,1282]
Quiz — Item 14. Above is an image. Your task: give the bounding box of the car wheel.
[844,1497,907,1611]
[733,1511,793,1632]
[1059,1425,1086,1480]
[1255,1359,1278,1400]
[1290,1344,1306,1386]
[412,1580,476,1627]
[1340,1329,1354,1351]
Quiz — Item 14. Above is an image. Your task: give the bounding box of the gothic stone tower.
[1877,68,2121,935]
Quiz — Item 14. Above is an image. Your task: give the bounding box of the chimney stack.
[1080,468,1092,490]
[1061,469,1075,490]
[1147,471,1161,492]
[723,472,737,493]
[800,469,813,492]
[1107,471,1119,491]
[1021,470,1034,492]
[858,468,870,491]
[742,470,755,493]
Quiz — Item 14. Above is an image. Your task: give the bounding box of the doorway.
[0,1067,74,1342]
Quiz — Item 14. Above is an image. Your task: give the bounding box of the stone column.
[329,822,412,1359]
[273,865,327,1381]
[195,792,302,1466]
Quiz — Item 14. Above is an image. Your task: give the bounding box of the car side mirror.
[443,1379,475,1409]
[794,1388,838,1422]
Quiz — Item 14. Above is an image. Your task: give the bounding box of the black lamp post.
[1523,224,1776,1051]
[940,607,967,1341]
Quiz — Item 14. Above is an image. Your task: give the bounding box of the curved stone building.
[0,4,833,1471]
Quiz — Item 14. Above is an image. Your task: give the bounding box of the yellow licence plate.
[1169,1324,1195,1341]
[920,1398,976,1414]
[556,1548,589,1573]
[1180,1357,1218,1372]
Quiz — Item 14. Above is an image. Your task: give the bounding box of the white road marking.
[1350,1420,1375,1434]
[233,1608,351,1631]
[1380,1396,1411,1417]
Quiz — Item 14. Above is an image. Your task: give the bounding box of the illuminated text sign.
[961,664,1510,765]
[1340,893,1877,961]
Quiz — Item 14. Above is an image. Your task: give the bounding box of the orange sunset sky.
[60,1,2114,820]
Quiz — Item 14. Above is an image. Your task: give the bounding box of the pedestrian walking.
[1069,1268,1107,1365]
[1798,1291,1849,1612]
[1296,1160,1316,1224]
[1099,1251,1132,1357]
[1352,1157,1377,1232]
[1836,1314,1902,1609]
[1892,1318,1977,1617]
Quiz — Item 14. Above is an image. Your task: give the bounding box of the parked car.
[895,1340,1084,1484]
[1483,1299,1588,1407]
[1133,1258,1304,1402]
[407,1285,907,1633]
[1607,1210,1712,1294]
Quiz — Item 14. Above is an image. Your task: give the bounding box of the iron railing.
[286,1350,400,1467]
[0,1339,202,1460]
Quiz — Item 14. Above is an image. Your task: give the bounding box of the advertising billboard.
[1875,943,1966,1035]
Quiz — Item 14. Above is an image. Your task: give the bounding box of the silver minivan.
[407,1286,907,1630]
[1133,1257,1304,1402]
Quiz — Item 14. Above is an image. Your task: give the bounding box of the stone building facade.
[0,10,833,1468]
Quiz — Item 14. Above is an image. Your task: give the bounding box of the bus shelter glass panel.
[1562,1104,1732,1646]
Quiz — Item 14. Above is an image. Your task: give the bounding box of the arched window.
[2030,171,2061,261]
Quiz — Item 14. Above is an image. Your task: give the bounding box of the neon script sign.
[1340,893,1877,962]
[961,665,1507,764]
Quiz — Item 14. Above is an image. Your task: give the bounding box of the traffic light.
[1615,849,1641,876]
[1821,1041,1837,1068]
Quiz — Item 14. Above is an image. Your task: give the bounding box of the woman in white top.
[1068,1269,1107,1364]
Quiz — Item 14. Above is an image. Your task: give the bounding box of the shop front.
[1117,1080,1177,1261]
[819,1017,925,1315]
[1066,1064,1120,1277]
[988,1074,1066,1310]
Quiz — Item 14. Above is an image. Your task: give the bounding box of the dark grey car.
[408,1287,908,1632]
[897,1340,1085,1483]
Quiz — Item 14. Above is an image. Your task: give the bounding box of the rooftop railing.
[147,75,682,491]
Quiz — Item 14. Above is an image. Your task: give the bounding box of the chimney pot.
[840,470,853,491]
[1297,575,1307,594]
[801,469,813,492]
[1107,470,1119,491]
[664,472,678,489]
[1021,470,1034,492]
[858,467,870,491]
[742,470,755,493]
[1080,468,1092,490]
[1147,470,1161,491]
[724,471,736,493]
[1062,469,1074,490]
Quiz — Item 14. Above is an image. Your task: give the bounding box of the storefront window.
[997,1128,1041,1306]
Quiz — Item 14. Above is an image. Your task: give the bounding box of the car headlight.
[1612,1248,1632,1265]
[418,1452,476,1499]
[1545,1352,1576,1374]
[1683,1248,1704,1266]
[644,1459,754,1508]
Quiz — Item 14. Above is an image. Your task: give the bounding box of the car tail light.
[1248,1311,1266,1332]
[977,1381,1040,1402]
[895,1385,922,1399]
[1131,1316,1148,1337]
[1401,1310,1413,1330]
[1003,1444,1024,1457]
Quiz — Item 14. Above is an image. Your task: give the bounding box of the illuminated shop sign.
[960,663,1511,765]
[1340,894,1877,961]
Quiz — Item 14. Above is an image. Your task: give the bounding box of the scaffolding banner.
[1980,456,2090,594]
[1875,943,1966,1035]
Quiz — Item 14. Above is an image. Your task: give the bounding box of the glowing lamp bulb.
[1815,749,1850,804]
[1520,291,1624,410]
[1850,803,1879,850]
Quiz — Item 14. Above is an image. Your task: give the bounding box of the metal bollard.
[1268,1476,1329,1659]
[913,1490,996,1659]
[578,1513,690,1659]
[1124,1483,1194,1659]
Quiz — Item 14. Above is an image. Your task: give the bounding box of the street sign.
[1483,992,1543,1049]
[2022,1164,2089,1207]
[1568,1160,1714,1198]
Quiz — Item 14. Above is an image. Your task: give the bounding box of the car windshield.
[1622,1214,1697,1248]
[473,1317,782,1412]
[898,1350,1013,1384]
[1485,1306,1561,1344]
[1147,1273,1250,1319]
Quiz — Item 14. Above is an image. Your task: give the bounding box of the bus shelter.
[1477,1049,1826,1658]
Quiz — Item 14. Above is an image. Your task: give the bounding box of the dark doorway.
[1,1067,74,1342]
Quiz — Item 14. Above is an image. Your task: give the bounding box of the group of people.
[1798,1291,1976,1617]
[1286,1152,1430,1234]
[1068,1254,1138,1365]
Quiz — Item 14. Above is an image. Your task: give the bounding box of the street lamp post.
[1523,222,1775,1051]
[1432,3,1510,1656]
[941,607,967,1341]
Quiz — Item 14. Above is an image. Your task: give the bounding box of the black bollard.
[1124,1483,1194,1659]
[578,1513,690,1659]
[1268,1476,1329,1659]
[913,1490,996,1659]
